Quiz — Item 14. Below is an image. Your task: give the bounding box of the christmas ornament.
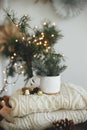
[37,90,43,96]
[24,89,30,96]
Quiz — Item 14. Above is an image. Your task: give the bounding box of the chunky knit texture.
[9,83,87,117]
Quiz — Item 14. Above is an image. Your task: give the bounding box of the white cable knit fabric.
[9,83,87,117]
[0,109,87,130]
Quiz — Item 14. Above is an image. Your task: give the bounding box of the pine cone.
[52,118,75,130]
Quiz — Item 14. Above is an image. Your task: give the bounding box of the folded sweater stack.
[0,83,87,130]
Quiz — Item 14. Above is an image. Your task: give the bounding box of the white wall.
[0,0,87,94]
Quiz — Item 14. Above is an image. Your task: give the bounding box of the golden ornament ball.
[37,90,43,96]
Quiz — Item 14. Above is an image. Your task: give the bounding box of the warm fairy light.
[44,41,47,44]
[46,49,48,52]
[39,37,43,40]
[33,55,36,57]
[21,71,24,74]
[36,43,39,45]
[11,56,14,59]
[20,65,23,68]
[41,32,45,38]
[14,63,17,66]
[4,79,7,82]
[13,53,16,56]
[34,39,37,42]
[44,43,47,46]
[33,35,35,38]
[43,22,47,25]
[51,34,54,37]
[28,41,31,44]
[3,70,5,74]
[41,32,44,35]
[35,26,38,29]
[22,37,25,40]
[52,23,56,26]
[48,46,51,49]
[16,24,19,27]
[39,42,42,45]
[15,39,18,42]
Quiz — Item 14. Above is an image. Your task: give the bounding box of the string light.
[21,71,24,74]
[44,41,47,44]
[43,22,47,25]
[46,49,48,52]
[14,63,17,66]
[33,55,36,57]
[11,56,14,59]
[35,26,38,29]
[51,34,54,37]
[28,41,31,44]
[39,41,42,45]
[48,46,51,49]
[3,70,6,74]
[33,35,35,38]
[15,39,18,42]
[52,23,56,26]
[44,43,47,46]
[16,24,19,27]
[20,65,23,69]
[22,37,25,40]
[39,37,43,40]
[41,32,45,38]
[36,43,39,45]
[13,53,16,56]
[34,39,37,42]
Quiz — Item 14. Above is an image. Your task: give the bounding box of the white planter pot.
[40,75,61,94]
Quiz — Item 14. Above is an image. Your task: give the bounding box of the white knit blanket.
[1,110,87,130]
[9,83,87,117]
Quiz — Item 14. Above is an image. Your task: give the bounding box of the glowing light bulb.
[39,37,43,40]
[41,32,44,35]
[13,53,16,56]
[3,71,6,74]
[51,34,54,37]
[4,79,7,82]
[15,39,18,42]
[44,41,47,44]
[36,43,39,45]
[22,37,25,40]
[34,39,37,42]
[35,26,38,29]
[34,55,36,57]
[28,41,31,44]
[16,24,19,27]
[33,35,35,38]
[43,22,47,25]
[46,49,48,52]
[39,42,42,45]
[44,43,47,46]
[14,63,17,66]
[48,46,51,49]
[52,23,56,26]
[20,65,23,68]
[11,56,14,59]
[21,71,24,74]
